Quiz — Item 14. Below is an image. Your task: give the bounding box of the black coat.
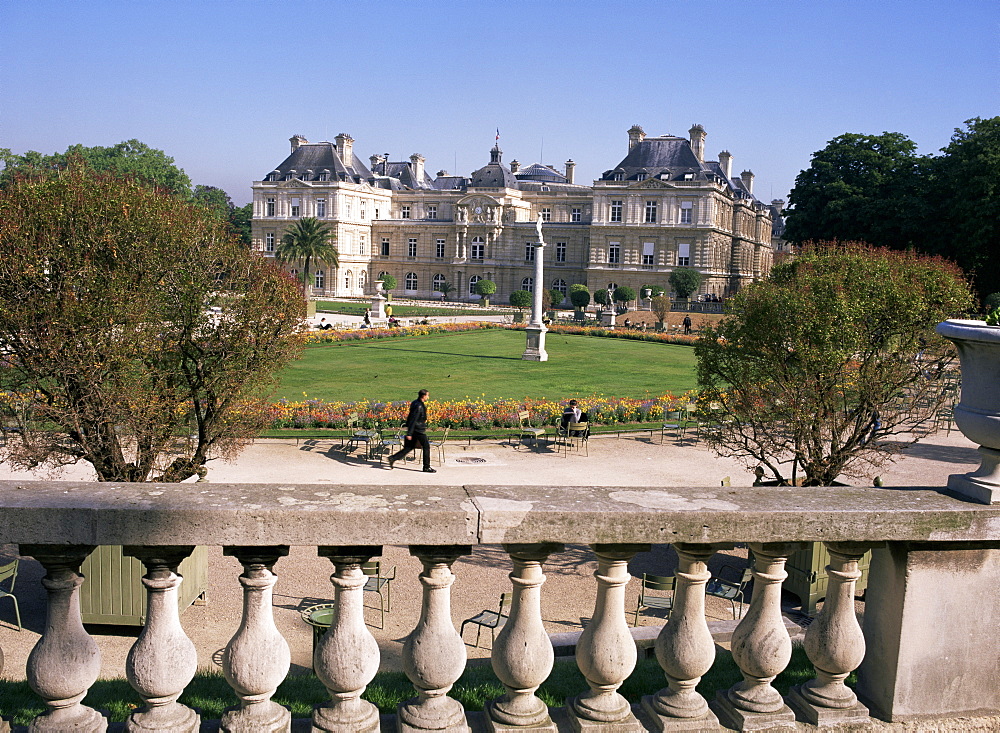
[404,398,428,436]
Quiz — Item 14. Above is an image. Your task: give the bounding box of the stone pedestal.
[858,541,1000,721]
[601,311,616,328]
[710,692,795,731]
[785,687,868,726]
[522,324,548,362]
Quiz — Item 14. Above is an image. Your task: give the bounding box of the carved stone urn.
[936,319,1000,503]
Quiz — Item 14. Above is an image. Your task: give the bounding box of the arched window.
[521,277,534,292]
[471,237,485,260]
[405,272,418,291]
[553,278,567,296]
[314,270,324,289]
[607,282,618,293]
[433,274,446,292]
[359,270,367,290]
[378,271,390,282]
[345,270,353,290]
[469,275,482,295]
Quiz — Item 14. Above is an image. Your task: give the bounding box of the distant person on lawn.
[389,389,435,472]
[683,315,692,335]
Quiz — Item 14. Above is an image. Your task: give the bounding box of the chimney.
[510,159,520,174]
[565,159,576,184]
[718,150,732,179]
[628,125,646,151]
[335,133,354,165]
[370,154,383,172]
[740,170,755,195]
[409,153,426,184]
[771,198,785,213]
[290,134,308,152]
[688,124,706,163]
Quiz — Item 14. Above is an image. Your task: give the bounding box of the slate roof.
[515,162,566,183]
[602,136,707,182]
[469,145,519,189]
[265,142,374,183]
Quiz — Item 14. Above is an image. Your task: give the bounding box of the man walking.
[389,389,436,472]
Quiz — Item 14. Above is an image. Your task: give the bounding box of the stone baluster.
[714,542,800,731]
[0,639,7,733]
[312,546,382,733]
[399,545,472,733]
[641,543,720,730]
[787,542,872,726]
[486,542,564,733]
[221,546,291,733]
[569,543,650,732]
[21,544,106,733]
[123,546,199,733]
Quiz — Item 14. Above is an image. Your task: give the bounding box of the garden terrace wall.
[2,481,999,729]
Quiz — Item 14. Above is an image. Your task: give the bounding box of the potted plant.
[936,306,1000,504]
[475,279,497,307]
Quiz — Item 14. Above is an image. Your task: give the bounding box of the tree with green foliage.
[613,286,636,308]
[922,117,1000,299]
[695,242,973,486]
[784,132,924,248]
[474,279,497,304]
[509,289,533,310]
[1,140,193,196]
[569,284,590,312]
[593,288,609,309]
[669,268,702,300]
[641,284,665,299]
[228,203,253,247]
[191,184,234,221]
[438,281,455,301]
[275,218,338,295]
[548,289,565,308]
[380,274,397,293]
[0,162,305,483]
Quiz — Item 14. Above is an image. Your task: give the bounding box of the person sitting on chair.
[560,400,582,437]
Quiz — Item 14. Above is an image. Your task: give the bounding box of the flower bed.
[510,323,699,345]
[305,321,501,345]
[265,392,702,431]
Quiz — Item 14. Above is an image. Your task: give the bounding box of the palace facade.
[250,125,775,304]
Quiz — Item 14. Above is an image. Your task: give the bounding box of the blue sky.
[5,1,998,206]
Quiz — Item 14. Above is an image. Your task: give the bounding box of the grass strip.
[0,646,838,725]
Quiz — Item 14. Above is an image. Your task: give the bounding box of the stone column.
[787,542,871,726]
[123,546,200,733]
[221,546,291,733]
[313,546,382,733]
[21,544,106,733]
[486,543,564,733]
[641,543,720,731]
[713,542,800,731]
[398,545,473,733]
[568,543,650,732]
[523,217,548,362]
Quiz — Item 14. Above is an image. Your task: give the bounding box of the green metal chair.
[634,573,675,626]
[428,427,450,466]
[562,421,590,456]
[461,592,512,648]
[706,567,753,619]
[660,409,685,443]
[513,411,546,451]
[0,559,22,631]
[362,561,395,629]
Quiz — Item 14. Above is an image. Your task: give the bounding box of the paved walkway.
[0,428,980,680]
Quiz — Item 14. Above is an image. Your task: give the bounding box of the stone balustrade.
[2,480,1000,731]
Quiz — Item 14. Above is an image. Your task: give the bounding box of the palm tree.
[439,281,455,301]
[274,217,338,296]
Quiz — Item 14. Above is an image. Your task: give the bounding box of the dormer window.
[682,172,695,181]
[659,172,670,181]
[636,172,648,181]
[286,169,297,181]
[612,171,624,181]
[305,169,314,180]
[319,169,331,181]
[268,170,280,182]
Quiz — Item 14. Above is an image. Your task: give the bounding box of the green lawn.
[277,330,697,403]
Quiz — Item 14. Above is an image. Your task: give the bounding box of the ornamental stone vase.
[936,319,1000,504]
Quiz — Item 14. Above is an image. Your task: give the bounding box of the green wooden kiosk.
[784,542,871,615]
[79,545,208,625]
